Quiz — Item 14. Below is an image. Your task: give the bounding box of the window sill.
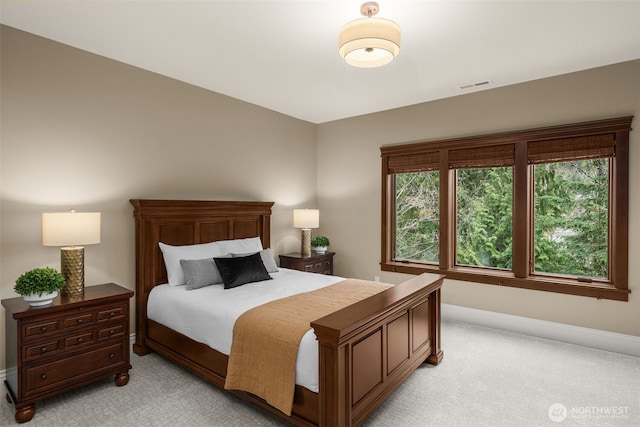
[381,261,629,301]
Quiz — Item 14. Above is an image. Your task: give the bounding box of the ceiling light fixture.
[338,2,400,68]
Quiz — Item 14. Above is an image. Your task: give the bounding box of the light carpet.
[2,320,639,426]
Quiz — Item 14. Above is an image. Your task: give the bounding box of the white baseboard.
[442,303,640,357]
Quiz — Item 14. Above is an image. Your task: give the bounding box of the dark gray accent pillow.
[180,256,227,290]
[231,248,279,273]
[214,252,272,289]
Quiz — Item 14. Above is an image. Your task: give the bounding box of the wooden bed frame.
[130,199,444,426]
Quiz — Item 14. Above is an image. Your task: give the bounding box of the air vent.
[459,80,494,90]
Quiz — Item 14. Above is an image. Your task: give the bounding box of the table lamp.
[42,210,101,296]
[293,209,319,257]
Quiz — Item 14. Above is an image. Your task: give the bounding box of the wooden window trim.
[381,117,633,301]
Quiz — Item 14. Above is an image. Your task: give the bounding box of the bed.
[130,199,444,426]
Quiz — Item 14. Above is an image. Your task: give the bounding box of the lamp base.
[300,229,312,257]
[61,247,85,297]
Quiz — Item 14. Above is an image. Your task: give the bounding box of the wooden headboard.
[129,199,274,354]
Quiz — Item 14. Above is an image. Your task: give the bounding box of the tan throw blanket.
[224,278,392,415]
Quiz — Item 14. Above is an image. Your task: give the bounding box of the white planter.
[23,291,58,306]
[312,246,328,254]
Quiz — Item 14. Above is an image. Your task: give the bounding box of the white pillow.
[231,248,279,273]
[158,241,224,286]
[216,237,263,254]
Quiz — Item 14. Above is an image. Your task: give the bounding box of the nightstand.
[279,252,335,275]
[2,283,134,423]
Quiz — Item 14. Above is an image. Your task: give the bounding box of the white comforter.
[147,268,343,393]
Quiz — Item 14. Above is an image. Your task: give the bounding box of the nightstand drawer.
[98,324,125,340]
[24,320,60,339]
[64,331,95,348]
[97,304,126,322]
[64,312,94,328]
[310,260,331,272]
[24,342,125,396]
[24,340,62,362]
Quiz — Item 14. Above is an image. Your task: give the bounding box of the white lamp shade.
[42,212,101,246]
[339,17,400,68]
[293,209,319,229]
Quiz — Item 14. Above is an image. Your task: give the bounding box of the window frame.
[380,117,633,301]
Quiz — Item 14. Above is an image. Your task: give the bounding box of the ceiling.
[1,1,639,124]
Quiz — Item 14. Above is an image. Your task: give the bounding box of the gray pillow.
[180,256,228,290]
[231,248,279,273]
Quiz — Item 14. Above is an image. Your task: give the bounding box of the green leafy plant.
[14,267,66,296]
[311,236,330,247]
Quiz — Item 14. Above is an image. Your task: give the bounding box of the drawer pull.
[109,312,116,317]
[77,319,84,325]
[40,374,47,380]
[41,347,47,353]
[109,353,115,359]
[109,329,115,335]
[77,338,83,343]
[40,326,47,332]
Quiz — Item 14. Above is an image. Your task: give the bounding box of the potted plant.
[14,267,66,306]
[311,236,330,254]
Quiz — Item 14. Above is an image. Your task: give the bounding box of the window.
[395,171,439,263]
[381,117,632,301]
[533,159,609,279]
[456,167,512,270]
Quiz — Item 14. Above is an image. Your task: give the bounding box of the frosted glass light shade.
[42,212,101,247]
[293,209,319,229]
[339,17,401,68]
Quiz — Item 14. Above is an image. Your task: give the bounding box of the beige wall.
[317,59,640,336]
[0,26,318,370]
[1,25,639,372]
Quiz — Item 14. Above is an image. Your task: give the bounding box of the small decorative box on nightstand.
[2,283,134,423]
[279,252,335,275]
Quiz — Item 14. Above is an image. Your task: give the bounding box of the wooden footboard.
[312,273,443,426]
[130,199,444,426]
